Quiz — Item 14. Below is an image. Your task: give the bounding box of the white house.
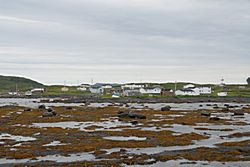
[183,84,195,89]
[122,83,145,90]
[101,85,112,89]
[217,92,228,97]
[61,87,69,92]
[192,87,212,94]
[77,87,87,91]
[123,88,141,96]
[175,89,200,96]
[139,87,162,94]
[31,88,45,93]
[77,84,90,91]
[8,91,19,96]
[25,91,32,96]
[112,93,120,98]
[176,86,212,96]
[89,86,103,94]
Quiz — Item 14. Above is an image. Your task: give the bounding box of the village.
[6,78,238,98]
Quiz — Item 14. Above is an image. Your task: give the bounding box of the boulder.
[210,117,220,121]
[117,111,146,119]
[118,111,126,114]
[221,108,229,111]
[42,112,55,117]
[135,114,146,119]
[38,105,46,110]
[47,108,54,112]
[161,106,171,111]
[65,107,73,110]
[118,112,129,118]
[128,112,146,119]
[130,120,138,125]
[201,111,211,117]
[128,112,137,118]
[233,110,245,116]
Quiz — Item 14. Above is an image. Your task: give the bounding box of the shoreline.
[1,96,250,103]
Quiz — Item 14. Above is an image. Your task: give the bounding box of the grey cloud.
[0,0,249,84]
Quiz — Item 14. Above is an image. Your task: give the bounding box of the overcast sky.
[0,0,249,85]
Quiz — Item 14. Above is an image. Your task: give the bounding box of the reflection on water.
[0,98,249,110]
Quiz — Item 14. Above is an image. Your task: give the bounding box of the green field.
[43,85,91,96]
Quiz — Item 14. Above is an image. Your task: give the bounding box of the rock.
[128,112,146,119]
[24,108,32,111]
[118,112,129,118]
[118,111,146,119]
[128,112,137,119]
[161,106,171,111]
[120,149,127,153]
[136,114,146,119]
[38,105,46,110]
[47,108,54,112]
[233,110,245,116]
[118,111,125,114]
[42,112,55,117]
[210,117,220,121]
[130,120,138,125]
[201,111,211,117]
[44,108,57,116]
[180,162,197,165]
[227,106,234,109]
[221,107,229,111]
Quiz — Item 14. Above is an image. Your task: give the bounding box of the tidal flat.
[1,101,250,166]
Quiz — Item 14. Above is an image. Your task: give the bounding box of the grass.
[0,75,44,93]
[42,85,91,96]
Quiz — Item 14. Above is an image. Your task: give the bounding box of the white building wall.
[77,87,87,91]
[218,92,228,97]
[101,85,112,89]
[175,90,200,96]
[89,87,103,94]
[193,87,212,94]
[140,88,161,94]
[122,84,145,90]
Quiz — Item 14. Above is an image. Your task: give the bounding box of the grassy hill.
[0,75,44,93]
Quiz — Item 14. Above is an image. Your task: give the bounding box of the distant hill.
[0,75,44,93]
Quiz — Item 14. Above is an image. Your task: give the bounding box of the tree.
[247,77,250,85]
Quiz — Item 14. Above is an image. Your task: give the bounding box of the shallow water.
[43,141,67,147]
[0,152,96,165]
[103,136,147,141]
[126,159,250,167]
[0,133,36,142]
[0,98,249,110]
[104,113,250,155]
[0,98,85,108]
[31,119,137,132]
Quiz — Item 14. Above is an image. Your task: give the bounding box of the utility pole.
[174,81,177,92]
[91,78,94,85]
